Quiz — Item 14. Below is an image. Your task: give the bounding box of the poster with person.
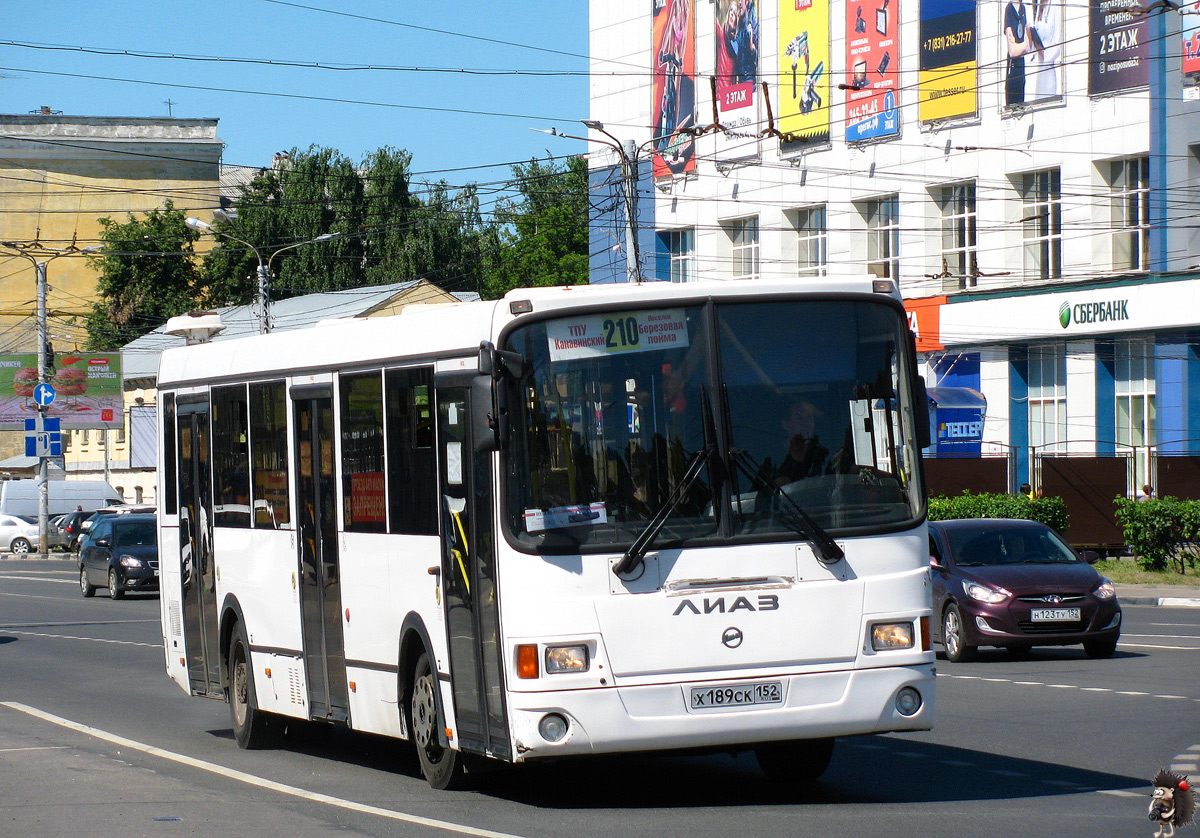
[1003,0,1063,108]
[919,0,977,121]
[778,0,830,144]
[845,0,900,141]
[652,0,696,178]
[715,0,760,159]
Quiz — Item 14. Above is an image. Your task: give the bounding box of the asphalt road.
[2,559,1197,838]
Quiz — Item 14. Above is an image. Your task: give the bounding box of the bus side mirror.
[476,342,525,453]
[913,377,931,449]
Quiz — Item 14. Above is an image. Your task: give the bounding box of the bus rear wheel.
[755,737,835,783]
[229,626,277,749]
[409,651,467,790]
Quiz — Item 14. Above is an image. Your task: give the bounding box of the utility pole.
[36,261,49,557]
[620,139,641,285]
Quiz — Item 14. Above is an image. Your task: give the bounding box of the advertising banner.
[1001,0,1063,108]
[652,0,697,178]
[845,0,900,141]
[715,0,760,159]
[778,0,830,144]
[919,0,977,120]
[0,352,123,430]
[1088,0,1149,95]
[1183,0,1200,88]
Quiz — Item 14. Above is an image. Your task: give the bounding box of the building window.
[794,206,827,277]
[937,182,977,291]
[134,486,143,504]
[82,429,89,445]
[1020,169,1062,280]
[1115,338,1156,486]
[725,217,759,280]
[662,228,695,283]
[1028,344,1067,453]
[862,194,900,280]
[1109,156,1150,271]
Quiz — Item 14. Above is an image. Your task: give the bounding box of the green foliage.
[928,491,1070,533]
[1113,496,1200,573]
[86,201,202,350]
[478,155,589,300]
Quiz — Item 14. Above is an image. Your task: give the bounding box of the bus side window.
[250,381,291,529]
[385,367,438,535]
[212,384,251,529]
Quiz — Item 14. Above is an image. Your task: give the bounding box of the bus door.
[176,399,221,698]
[435,380,509,759]
[291,384,349,723]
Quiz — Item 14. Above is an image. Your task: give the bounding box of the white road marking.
[2,630,160,649]
[1119,642,1200,650]
[0,746,67,753]
[943,675,1200,702]
[1123,633,1200,640]
[0,575,79,585]
[2,702,526,838]
[1099,789,1144,798]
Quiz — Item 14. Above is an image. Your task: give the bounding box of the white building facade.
[587,0,1200,526]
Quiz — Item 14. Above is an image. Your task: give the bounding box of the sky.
[0,0,591,191]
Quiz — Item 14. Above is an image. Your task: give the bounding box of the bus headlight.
[871,622,915,651]
[545,644,589,674]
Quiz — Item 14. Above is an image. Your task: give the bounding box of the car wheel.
[942,604,975,662]
[79,566,95,598]
[1083,638,1118,659]
[408,651,467,789]
[108,567,124,600]
[755,737,836,783]
[229,625,278,749]
[10,538,31,555]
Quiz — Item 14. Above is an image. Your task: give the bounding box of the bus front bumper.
[505,663,935,761]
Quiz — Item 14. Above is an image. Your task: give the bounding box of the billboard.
[715,0,760,159]
[920,0,977,120]
[0,353,123,431]
[1088,0,1149,95]
[778,0,830,144]
[845,0,900,141]
[1002,0,1063,107]
[652,0,697,178]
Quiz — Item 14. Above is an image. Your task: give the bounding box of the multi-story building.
[587,0,1200,542]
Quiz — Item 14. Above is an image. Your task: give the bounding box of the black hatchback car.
[79,513,159,600]
[928,518,1122,662]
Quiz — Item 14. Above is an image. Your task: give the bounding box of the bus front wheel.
[755,737,835,783]
[409,651,467,790]
[229,626,277,749]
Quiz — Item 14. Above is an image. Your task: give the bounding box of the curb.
[1118,595,1200,607]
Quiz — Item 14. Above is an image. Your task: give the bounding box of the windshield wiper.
[726,448,845,566]
[613,443,716,576]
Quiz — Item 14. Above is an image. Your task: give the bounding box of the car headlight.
[119,555,144,568]
[963,580,1011,604]
[544,644,589,674]
[1093,578,1116,600]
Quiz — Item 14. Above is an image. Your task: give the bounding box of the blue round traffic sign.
[33,382,55,407]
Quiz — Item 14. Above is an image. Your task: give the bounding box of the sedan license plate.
[689,681,782,711]
[1030,607,1080,622]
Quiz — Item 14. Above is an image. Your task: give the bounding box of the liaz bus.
[156,278,934,789]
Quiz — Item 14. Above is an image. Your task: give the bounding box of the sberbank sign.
[1058,299,1130,329]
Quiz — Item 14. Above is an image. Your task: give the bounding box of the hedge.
[928,491,1070,534]
[1112,496,1200,574]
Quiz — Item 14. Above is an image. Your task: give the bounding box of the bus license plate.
[689,681,783,710]
[1030,607,1079,622]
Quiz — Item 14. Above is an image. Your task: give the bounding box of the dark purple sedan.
[928,518,1122,662]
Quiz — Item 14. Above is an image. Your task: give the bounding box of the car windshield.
[503,298,924,552]
[113,522,156,548]
[947,525,1079,566]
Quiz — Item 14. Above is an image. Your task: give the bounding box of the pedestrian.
[1018,482,1033,499]
[1137,484,1154,502]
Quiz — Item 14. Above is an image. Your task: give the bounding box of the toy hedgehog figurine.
[1149,769,1196,837]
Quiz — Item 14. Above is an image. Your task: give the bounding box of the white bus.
[156,278,934,789]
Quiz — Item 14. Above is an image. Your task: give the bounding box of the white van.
[0,480,124,520]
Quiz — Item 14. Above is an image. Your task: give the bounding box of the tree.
[479,155,589,300]
[86,201,202,350]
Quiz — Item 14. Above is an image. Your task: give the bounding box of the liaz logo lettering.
[1058,299,1130,329]
[672,595,779,616]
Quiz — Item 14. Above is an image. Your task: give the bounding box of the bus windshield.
[503,298,923,552]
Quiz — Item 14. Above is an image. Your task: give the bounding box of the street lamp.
[534,120,646,284]
[0,241,102,556]
[185,217,338,334]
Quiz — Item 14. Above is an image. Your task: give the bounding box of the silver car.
[0,514,40,555]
